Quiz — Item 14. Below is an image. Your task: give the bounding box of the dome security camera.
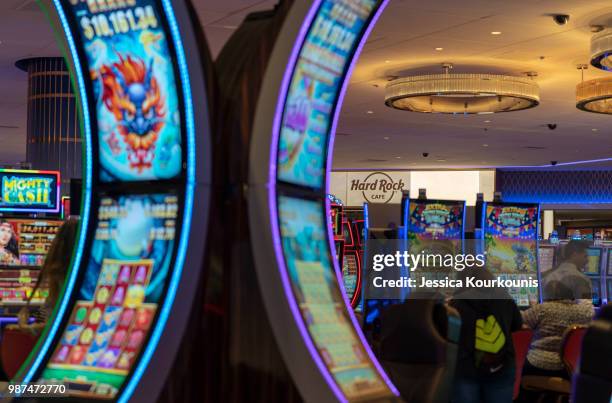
[552,14,570,25]
[422,152,429,157]
[547,123,557,130]
[551,161,558,166]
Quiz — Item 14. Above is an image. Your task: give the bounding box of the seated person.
[542,240,592,301]
[7,219,79,335]
[521,280,594,379]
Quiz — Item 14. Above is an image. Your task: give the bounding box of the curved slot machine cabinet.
[9,1,212,401]
[248,1,400,402]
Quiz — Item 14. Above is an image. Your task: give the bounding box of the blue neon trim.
[24,0,93,383]
[536,203,542,303]
[118,0,196,400]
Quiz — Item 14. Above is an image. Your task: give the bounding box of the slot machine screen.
[591,279,601,306]
[41,193,178,398]
[276,0,379,189]
[353,220,365,247]
[483,203,539,307]
[407,200,464,289]
[277,195,390,399]
[330,205,343,237]
[342,221,354,248]
[0,219,62,268]
[538,247,555,274]
[584,248,601,275]
[407,199,464,253]
[65,0,184,182]
[0,269,48,305]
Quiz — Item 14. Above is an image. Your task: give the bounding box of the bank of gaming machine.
[481,202,541,307]
[406,198,466,290]
[0,169,62,319]
[9,1,211,401]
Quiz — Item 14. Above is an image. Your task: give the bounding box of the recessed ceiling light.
[436,159,446,162]
[484,120,492,123]
[383,136,390,140]
[395,156,402,159]
[491,31,502,35]
[366,110,374,114]
[482,144,489,147]
[591,128,599,132]
[435,47,444,51]
[385,60,391,63]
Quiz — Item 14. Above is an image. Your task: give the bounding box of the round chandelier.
[576,76,612,114]
[590,28,612,71]
[384,64,540,114]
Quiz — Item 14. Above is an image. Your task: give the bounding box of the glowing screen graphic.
[484,203,539,307]
[408,200,464,252]
[0,170,60,213]
[278,195,390,400]
[41,193,178,398]
[65,0,183,182]
[277,0,378,188]
[0,219,62,269]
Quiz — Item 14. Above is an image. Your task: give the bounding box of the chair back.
[1,329,39,378]
[561,326,587,376]
[512,329,533,400]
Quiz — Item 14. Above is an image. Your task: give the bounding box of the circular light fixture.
[576,77,612,114]
[590,28,612,71]
[385,67,540,114]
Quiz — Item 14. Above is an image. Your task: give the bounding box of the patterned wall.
[496,170,612,204]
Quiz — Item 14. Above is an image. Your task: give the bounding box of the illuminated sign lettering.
[0,170,60,213]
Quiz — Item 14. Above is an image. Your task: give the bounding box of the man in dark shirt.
[450,269,523,403]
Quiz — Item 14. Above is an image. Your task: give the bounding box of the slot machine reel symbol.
[80,327,94,345]
[88,307,102,325]
[124,285,145,308]
[96,287,111,304]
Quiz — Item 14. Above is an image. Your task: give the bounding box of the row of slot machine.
[539,241,612,306]
[331,196,551,330]
[0,169,65,317]
[330,203,365,309]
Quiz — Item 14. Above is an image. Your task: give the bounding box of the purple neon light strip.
[267,1,348,402]
[334,157,612,171]
[325,0,399,396]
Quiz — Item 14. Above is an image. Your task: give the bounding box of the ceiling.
[334,0,612,170]
[0,0,610,171]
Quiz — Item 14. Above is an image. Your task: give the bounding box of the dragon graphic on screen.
[98,54,165,173]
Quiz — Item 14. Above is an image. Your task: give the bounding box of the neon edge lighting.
[268,1,398,401]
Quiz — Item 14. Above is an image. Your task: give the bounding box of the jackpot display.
[0,170,60,213]
[483,203,540,307]
[0,219,62,268]
[41,194,178,398]
[278,196,390,400]
[66,0,183,182]
[277,0,378,188]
